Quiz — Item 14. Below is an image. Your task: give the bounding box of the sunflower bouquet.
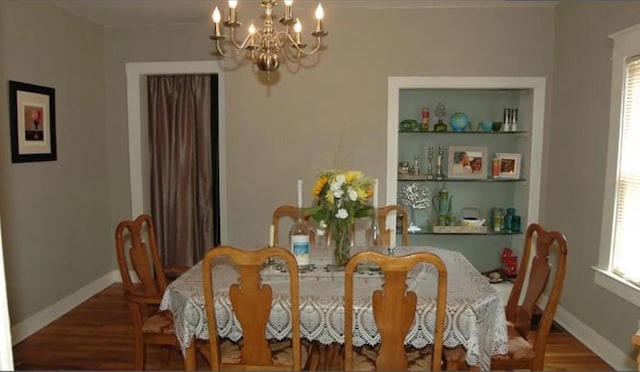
[307,170,373,267]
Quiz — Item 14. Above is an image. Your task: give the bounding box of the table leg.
[184,338,197,371]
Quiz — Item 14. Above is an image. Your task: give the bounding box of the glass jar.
[512,215,522,233]
[503,208,516,232]
[490,207,504,232]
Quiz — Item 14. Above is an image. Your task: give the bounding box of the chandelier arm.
[227,27,247,50]
[214,32,256,58]
[283,32,324,56]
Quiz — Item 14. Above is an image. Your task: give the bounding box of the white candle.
[373,178,379,209]
[297,178,303,208]
[389,228,396,249]
[269,224,275,247]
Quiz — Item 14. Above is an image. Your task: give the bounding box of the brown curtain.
[148,74,214,266]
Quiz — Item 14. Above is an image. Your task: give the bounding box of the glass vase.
[331,221,353,270]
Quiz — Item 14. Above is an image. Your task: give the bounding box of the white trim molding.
[595,22,640,303]
[125,61,228,244]
[593,267,640,308]
[554,302,636,370]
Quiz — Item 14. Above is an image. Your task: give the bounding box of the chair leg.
[184,339,197,371]
[133,334,145,370]
[160,345,172,366]
[307,342,321,371]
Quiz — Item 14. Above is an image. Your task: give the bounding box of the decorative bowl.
[461,217,486,227]
[400,119,418,132]
[481,121,493,132]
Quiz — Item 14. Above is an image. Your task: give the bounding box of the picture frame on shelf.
[496,153,522,179]
[9,80,57,163]
[447,146,488,179]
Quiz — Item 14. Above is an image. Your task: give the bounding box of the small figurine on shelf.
[411,155,420,175]
[434,102,448,132]
[501,248,518,277]
[421,107,430,132]
[398,183,431,233]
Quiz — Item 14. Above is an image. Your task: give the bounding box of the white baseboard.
[554,303,636,370]
[10,270,120,345]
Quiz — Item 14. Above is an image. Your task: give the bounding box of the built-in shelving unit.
[386,76,546,271]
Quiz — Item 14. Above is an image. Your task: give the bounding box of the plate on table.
[482,269,506,284]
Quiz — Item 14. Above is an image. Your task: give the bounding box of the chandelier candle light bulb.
[228,0,237,23]
[315,4,324,33]
[294,20,302,44]
[212,7,222,37]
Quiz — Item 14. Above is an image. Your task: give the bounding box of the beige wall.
[549,1,640,359]
[104,5,555,248]
[0,0,111,323]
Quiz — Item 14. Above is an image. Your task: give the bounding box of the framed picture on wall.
[496,153,522,179]
[447,146,488,179]
[9,80,57,163]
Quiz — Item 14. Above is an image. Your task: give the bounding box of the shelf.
[399,130,529,135]
[397,176,526,182]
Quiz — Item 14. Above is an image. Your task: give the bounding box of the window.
[611,56,640,283]
[595,23,640,306]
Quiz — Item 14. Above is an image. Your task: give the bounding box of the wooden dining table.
[159,246,508,370]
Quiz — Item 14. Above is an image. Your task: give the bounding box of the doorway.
[125,61,228,246]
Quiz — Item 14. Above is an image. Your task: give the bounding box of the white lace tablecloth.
[160,246,508,369]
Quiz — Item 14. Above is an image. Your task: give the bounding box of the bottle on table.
[290,179,310,266]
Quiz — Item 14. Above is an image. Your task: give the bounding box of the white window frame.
[594,23,640,308]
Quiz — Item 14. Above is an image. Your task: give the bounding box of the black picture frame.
[9,80,57,163]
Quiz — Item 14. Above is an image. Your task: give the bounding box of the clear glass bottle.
[290,179,310,266]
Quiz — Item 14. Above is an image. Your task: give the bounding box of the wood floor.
[12,283,613,370]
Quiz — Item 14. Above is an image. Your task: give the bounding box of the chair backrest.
[504,223,568,368]
[378,205,409,246]
[344,251,447,371]
[115,214,168,301]
[202,246,302,371]
[272,205,316,247]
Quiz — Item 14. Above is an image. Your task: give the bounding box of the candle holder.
[426,146,434,180]
[436,145,446,180]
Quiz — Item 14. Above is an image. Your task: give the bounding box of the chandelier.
[210,0,328,79]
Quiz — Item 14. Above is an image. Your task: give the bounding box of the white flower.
[317,220,327,236]
[330,181,342,192]
[336,208,348,219]
[347,187,357,201]
[335,174,346,185]
[333,188,344,198]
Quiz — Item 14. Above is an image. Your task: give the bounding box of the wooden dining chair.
[377,205,409,246]
[344,251,448,371]
[115,214,189,370]
[272,205,316,246]
[201,246,309,371]
[444,223,568,370]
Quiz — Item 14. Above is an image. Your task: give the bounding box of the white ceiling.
[50,0,556,27]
